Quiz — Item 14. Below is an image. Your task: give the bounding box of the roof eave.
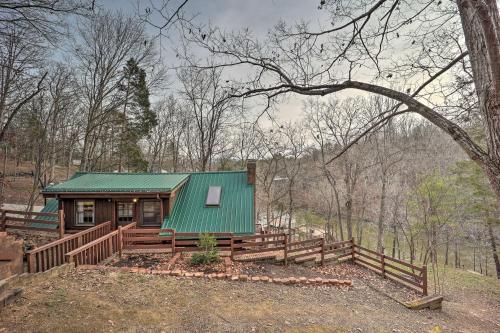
[42,190,173,198]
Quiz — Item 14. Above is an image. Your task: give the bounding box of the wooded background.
[0,0,498,283]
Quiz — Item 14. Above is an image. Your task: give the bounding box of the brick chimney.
[247,160,257,230]
[247,160,256,185]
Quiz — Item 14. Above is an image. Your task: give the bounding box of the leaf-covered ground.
[1,262,499,332]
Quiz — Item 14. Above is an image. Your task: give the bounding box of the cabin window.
[75,201,94,225]
[206,186,221,207]
[117,202,134,223]
[142,200,161,226]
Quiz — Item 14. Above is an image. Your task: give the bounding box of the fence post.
[58,209,65,239]
[1,210,6,231]
[381,253,386,277]
[351,237,355,262]
[320,237,325,266]
[284,235,288,266]
[422,265,428,296]
[171,229,176,255]
[65,253,74,266]
[26,251,36,273]
[230,236,234,260]
[118,226,123,258]
[107,235,113,257]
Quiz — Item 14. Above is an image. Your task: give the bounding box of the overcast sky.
[96,0,337,125]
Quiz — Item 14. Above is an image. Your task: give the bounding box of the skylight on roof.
[206,186,221,207]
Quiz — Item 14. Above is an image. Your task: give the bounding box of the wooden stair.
[404,295,444,310]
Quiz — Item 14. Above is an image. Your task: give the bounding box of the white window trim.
[117,202,134,223]
[75,200,95,226]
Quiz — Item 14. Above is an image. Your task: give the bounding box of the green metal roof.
[43,172,189,193]
[161,171,254,235]
[29,199,59,229]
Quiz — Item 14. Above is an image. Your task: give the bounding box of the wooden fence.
[122,227,233,253]
[353,243,428,296]
[0,209,63,237]
[23,222,427,295]
[324,239,356,261]
[231,233,287,259]
[65,222,136,266]
[25,221,113,273]
[121,231,428,295]
[286,238,324,265]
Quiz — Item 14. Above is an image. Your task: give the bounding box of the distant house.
[40,162,256,235]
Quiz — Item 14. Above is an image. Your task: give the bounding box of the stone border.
[116,266,352,287]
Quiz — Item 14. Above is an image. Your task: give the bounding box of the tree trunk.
[345,196,353,240]
[458,0,500,216]
[334,188,344,241]
[486,216,500,278]
[392,223,398,258]
[473,246,476,271]
[377,174,387,252]
[288,184,294,242]
[445,230,449,266]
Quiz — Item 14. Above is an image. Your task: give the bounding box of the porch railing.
[25,221,113,273]
[1,209,62,237]
[65,222,136,266]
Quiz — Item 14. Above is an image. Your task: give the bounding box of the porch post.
[58,200,65,239]
[111,199,116,229]
[159,197,164,223]
[58,210,65,239]
[118,226,123,258]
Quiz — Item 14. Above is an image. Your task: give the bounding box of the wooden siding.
[63,199,113,230]
[62,197,169,230]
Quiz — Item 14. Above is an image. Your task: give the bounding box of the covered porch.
[41,172,188,232]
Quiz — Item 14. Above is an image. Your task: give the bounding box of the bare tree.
[0,27,47,143]
[177,65,240,171]
[179,0,500,217]
[0,0,94,42]
[147,95,188,172]
[367,96,406,252]
[73,11,155,171]
[279,122,307,240]
[305,97,369,240]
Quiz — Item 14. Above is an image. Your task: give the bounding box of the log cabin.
[38,161,256,235]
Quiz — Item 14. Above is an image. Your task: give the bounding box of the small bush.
[190,233,219,265]
[190,251,219,265]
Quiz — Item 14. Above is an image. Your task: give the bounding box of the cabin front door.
[116,201,135,226]
[141,200,162,226]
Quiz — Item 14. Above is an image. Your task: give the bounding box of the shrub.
[190,233,219,265]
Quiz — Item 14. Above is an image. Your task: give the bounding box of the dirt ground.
[1,262,499,333]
